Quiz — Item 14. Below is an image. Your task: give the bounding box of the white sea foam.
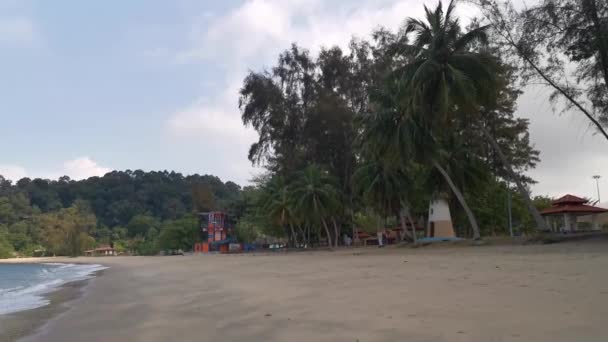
[0,263,108,315]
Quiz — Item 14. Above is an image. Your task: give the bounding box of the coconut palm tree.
[393,0,547,237]
[352,158,417,242]
[289,165,340,247]
[258,176,297,246]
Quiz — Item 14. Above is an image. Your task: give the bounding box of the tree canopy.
[238,0,545,245]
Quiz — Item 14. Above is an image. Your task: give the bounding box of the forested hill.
[0,171,241,227]
[0,170,244,257]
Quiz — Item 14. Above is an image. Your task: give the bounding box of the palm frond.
[404,17,430,35]
[453,25,490,52]
[444,0,457,26]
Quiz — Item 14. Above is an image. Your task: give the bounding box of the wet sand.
[6,241,608,342]
[0,279,90,342]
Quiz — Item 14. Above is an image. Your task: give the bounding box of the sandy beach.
[4,240,608,342]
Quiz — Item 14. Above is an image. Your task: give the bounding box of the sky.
[0,0,606,201]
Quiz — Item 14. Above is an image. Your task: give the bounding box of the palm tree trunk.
[296,225,305,247]
[280,210,290,248]
[480,126,548,231]
[306,224,310,246]
[289,223,297,247]
[331,218,340,248]
[399,210,413,242]
[432,159,481,240]
[321,218,333,248]
[350,196,356,247]
[406,209,417,243]
[376,214,384,246]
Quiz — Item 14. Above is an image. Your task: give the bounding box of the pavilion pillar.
[553,218,558,232]
[563,213,569,232]
[592,214,599,231]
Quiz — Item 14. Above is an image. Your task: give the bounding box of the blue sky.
[0,0,606,199]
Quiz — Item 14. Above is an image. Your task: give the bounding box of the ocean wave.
[0,263,108,315]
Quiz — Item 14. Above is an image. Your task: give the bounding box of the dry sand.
[6,241,608,342]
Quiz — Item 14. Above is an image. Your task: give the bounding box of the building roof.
[553,194,587,205]
[540,194,608,216]
[85,245,114,252]
[540,204,608,215]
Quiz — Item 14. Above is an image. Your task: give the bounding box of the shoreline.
[0,263,105,342]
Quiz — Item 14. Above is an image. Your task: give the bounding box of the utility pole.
[593,175,601,202]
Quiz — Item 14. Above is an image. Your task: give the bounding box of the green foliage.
[289,165,340,221]
[130,237,160,256]
[0,170,243,257]
[518,196,553,233]
[238,0,544,241]
[38,201,97,256]
[113,240,128,253]
[6,171,239,227]
[158,215,199,251]
[234,215,260,244]
[192,183,217,212]
[353,212,378,234]
[127,214,161,238]
[7,221,34,252]
[352,160,410,218]
[0,224,14,258]
[0,233,14,258]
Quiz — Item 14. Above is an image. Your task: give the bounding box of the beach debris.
[265,313,272,317]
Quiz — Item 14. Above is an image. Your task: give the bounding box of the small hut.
[84,245,116,256]
[540,194,608,232]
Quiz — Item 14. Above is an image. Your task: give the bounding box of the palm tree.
[395,0,547,238]
[289,165,340,247]
[352,159,416,242]
[258,176,297,246]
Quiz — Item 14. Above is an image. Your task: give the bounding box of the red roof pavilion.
[540,194,608,232]
[540,195,608,215]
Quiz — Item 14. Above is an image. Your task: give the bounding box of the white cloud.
[0,164,27,181]
[0,157,111,181]
[167,81,256,142]
[62,157,111,180]
[0,16,36,45]
[176,0,480,65]
[166,77,262,184]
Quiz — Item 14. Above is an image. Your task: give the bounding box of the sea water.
[0,263,107,315]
